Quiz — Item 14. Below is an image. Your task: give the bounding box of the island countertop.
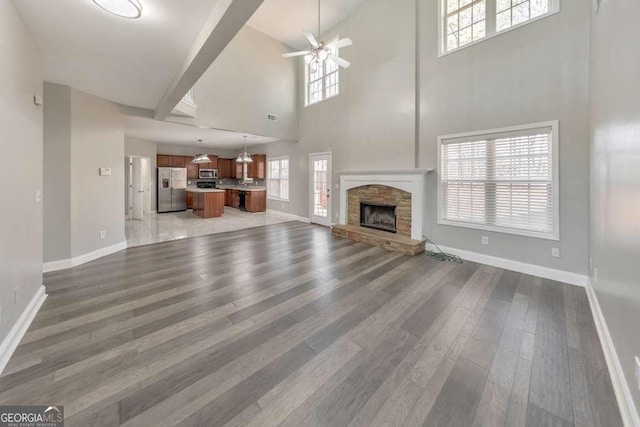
[217,186,266,192]
[186,188,225,193]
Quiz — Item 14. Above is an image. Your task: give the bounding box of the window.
[438,121,559,240]
[305,41,339,106]
[267,157,289,201]
[440,0,559,55]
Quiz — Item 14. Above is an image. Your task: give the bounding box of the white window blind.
[438,122,559,240]
[305,39,340,106]
[267,157,289,201]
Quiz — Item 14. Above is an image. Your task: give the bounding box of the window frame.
[267,156,290,202]
[438,0,561,57]
[436,120,560,240]
[304,37,341,107]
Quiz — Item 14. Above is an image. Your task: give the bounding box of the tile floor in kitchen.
[125,208,295,247]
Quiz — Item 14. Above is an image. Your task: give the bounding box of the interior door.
[310,152,332,226]
[131,157,144,220]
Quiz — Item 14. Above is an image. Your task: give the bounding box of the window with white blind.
[437,121,559,240]
[305,40,340,106]
[439,0,560,55]
[267,157,289,201]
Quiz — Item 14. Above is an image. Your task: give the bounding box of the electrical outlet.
[636,356,640,391]
[100,230,106,240]
[481,236,489,245]
[593,268,598,283]
[552,248,560,258]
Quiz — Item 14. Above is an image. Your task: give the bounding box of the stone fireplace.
[332,170,428,256]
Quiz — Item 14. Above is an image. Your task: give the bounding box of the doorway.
[309,152,332,226]
[127,156,151,220]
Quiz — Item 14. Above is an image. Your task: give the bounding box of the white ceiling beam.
[153,0,265,120]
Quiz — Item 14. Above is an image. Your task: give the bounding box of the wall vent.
[267,114,279,122]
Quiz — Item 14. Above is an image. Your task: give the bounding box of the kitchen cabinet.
[245,155,266,179]
[186,191,193,209]
[235,161,244,179]
[231,190,240,209]
[171,156,187,168]
[218,158,231,178]
[224,189,232,206]
[157,155,171,167]
[245,190,266,213]
[186,158,198,179]
[198,155,218,170]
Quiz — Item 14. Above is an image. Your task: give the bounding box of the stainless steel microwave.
[199,169,218,179]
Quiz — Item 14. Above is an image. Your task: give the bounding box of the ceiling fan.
[281,0,353,70]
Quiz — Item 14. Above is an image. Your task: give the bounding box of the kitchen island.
[186,189,225,218]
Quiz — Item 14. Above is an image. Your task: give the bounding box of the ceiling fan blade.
[282,50,311,58]
[326,38,353,49]
[303,30,320,48]
[328,54,351,69]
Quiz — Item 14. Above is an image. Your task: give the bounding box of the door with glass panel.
[309,152,332,226]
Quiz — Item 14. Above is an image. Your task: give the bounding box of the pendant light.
[236,136,253,163]
[192,139,211,164]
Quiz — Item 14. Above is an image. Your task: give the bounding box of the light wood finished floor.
[0,222,622,426]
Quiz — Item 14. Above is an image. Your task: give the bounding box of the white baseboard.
[266,209,311,223]
[585,281,640,427]
[426,244,589,287]
[43,241,128,273]
[0,285,47,374]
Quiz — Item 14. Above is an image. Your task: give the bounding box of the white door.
[141,158,151,214]
[131,157,144,220]
[310,152,332,226]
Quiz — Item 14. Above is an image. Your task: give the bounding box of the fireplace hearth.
[360,203,397,233]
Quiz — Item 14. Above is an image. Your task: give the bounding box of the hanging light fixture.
[92,0,142,19]
[236,136,253,163]
[192,139,211,164]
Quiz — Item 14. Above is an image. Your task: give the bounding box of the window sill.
[438,8,560,58]
[268,196,290,202]
[304,93,340,108]
[438,218,559,241]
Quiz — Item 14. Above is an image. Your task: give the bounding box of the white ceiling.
[11,0,215,109]
[125,116,279,149]
[247,0,366,49]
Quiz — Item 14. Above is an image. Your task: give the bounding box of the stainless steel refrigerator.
[157,167,187,213]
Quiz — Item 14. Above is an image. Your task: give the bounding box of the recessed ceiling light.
[92,0,142,19]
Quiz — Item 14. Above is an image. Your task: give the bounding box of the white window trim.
[304,37,341,107]
[267,156,290,202]
[438,0,561,57]
[436,120,560,241]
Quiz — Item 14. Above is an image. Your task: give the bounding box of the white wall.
[589,0,640,412]
[70,89,125,257]
[419,1,591,275]
[172,25,298,141]
[266,0,591,276]
[0,0,43,343]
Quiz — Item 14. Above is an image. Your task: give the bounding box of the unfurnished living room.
[1,0,639,426]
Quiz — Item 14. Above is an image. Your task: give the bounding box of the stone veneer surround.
[339,171,428,241]
[347,185,412,236]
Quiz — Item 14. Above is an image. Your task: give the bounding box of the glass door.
[310,152,332,226]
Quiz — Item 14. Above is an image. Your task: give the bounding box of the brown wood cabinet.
[197,155,218,170]
[247,155,266,179]
[171,156,186,167]
[157,155,171,167]
[191,191,224,218]
[245,190,266,213]
[224,189,232,206]
[235,162,244,179]
[186,158,198,179]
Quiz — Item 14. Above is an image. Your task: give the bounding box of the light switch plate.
[552,248,560,258]
[99,168,112,176]
[100,230,106,239]
[35,190,41,203]
[481,236,489,245]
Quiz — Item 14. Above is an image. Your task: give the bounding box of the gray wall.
[0,1,43,343]
[43,83,71,262]
[43,85,126,262]
[264,0,591,276]
[589,0,640,411]
[171,25,298,141]
[70,89,125,257]
[419,0,591,275]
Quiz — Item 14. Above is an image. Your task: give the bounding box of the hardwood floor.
[0,222,622,426]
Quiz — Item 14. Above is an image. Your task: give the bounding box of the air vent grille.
[267,114,279,122]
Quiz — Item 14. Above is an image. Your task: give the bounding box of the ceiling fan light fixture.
[92,0,142,19]
[318,49,329,62]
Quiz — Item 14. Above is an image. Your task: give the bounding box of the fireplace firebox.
[360,203,397,233]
